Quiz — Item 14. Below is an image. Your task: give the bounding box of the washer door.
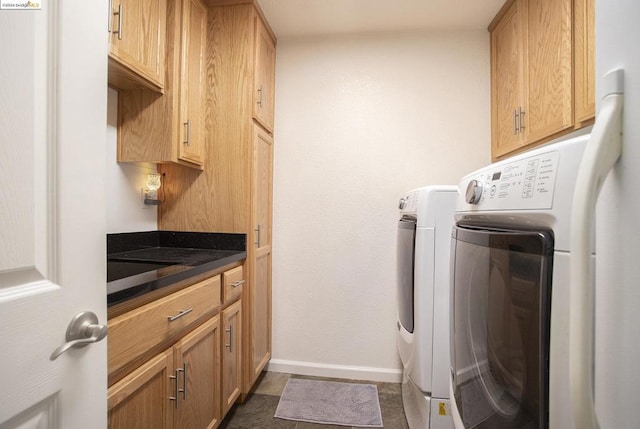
[450,224,553,429]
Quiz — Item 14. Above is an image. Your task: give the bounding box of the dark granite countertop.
[107,231,246,307]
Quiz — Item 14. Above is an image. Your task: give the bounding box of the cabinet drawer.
[108,275,221,379]
[222,265,244,304]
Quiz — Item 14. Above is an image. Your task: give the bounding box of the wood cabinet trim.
[574,0,596,123]
[489,0,517,31]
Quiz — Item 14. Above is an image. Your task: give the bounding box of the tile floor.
[219,372,409,429]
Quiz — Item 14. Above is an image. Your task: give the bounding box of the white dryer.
[396,186,457,429]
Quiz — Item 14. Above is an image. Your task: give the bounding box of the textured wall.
[270,30,492,380]
[106,88,158,234]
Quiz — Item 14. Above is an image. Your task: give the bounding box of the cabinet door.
[178,0,207,166]
[222,300,243,415]
[491,0,525,159]
[108,0,166,92]
[523,0,573,143]
[108,349,174,429]
[249,125,273,385]
[574,0,595,123]
[174,316,221,429]
[253,16,276,133]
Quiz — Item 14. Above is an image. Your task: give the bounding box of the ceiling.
[257,0,506,38]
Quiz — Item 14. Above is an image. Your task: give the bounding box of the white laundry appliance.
[582,1,640,428]
[448,0,639,426]
[396,185,457,429]
[448,133,590,429]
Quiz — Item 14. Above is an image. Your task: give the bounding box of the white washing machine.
[396,186,457,429]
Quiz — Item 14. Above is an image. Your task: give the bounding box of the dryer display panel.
[463,151,561,211]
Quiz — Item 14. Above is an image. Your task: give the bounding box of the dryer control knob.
[465,180,483,204]
[398,198,406,209]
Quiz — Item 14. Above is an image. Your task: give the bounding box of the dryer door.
[450,225,554,429]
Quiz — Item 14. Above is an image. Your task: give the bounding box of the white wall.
[269,30,492,381]
[106,88,158,234]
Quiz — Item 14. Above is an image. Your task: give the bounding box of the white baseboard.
[266,359,403,383]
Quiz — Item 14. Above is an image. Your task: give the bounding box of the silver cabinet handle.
[167,308,193,322]
[257,86,263,107]
[182,363,188,400]
[108,0,113,32]
[513,109,518,134]
[254,224,261,247]
[170,364,187,407]
[231,279,245,288]
[169,370,179,408]
[225,324,233,352]
[177,363,187,400]
[111,4,123,40]
[50,311,107,361]
[183,120,191,146]
[518,106,526,131]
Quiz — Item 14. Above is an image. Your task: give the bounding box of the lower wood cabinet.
[108,349,174,429]
[221,300,242,416]
[108,265,244,429]
[174,316,221,429]
[108,315,221,429]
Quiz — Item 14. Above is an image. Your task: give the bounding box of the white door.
[0,1,108,428]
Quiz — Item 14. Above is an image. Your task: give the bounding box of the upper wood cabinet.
[117,0,207,170]
[253,16,276,133]
[178,0,208,166]
[524,0,573,144]
[574,0,596,124]
[490,0,593,160]
[491,0,526,159]
[108,0,167,93]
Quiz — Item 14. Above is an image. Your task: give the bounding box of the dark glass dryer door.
[450,224,554,429]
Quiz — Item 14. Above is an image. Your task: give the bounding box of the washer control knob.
[398,197,406,210]
[465,180,483,204]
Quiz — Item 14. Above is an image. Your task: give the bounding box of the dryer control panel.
[461,150,560,211]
